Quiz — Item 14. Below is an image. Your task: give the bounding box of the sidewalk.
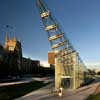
[0,78,33,87]
[40,83,99,100]
[15,82,100,100]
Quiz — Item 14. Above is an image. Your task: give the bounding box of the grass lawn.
[87,94,100,100]
[0,81,48,100]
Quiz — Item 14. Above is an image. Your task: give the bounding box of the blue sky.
[0,0,100,66]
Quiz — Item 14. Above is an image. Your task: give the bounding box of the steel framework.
[37,0,87,91]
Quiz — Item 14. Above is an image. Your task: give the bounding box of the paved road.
[40,78,100,100]
[15,78,100,100]
[0,77,52,87]
[0,78,34,87]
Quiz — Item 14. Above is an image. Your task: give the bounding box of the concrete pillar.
[72,52,79,89]
[55,57,63,90]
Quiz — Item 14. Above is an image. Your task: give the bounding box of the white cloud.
[85,61,100,69]
[85,61,100,66]
[40,60,50,67]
